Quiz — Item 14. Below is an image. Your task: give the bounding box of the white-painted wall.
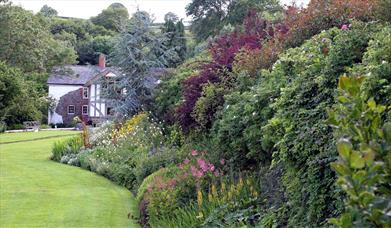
[48,71,117,124]
[48,84,82,124]
[89,83,107,118]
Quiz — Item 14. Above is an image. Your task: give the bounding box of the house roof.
[47,65,170,86]
[47,65,103,85]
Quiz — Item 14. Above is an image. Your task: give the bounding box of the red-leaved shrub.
[283,0,378,47]
[176,11,288,132]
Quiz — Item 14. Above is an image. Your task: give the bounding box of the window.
[82,105,88,115]
[68,105,75,115]
[83,87,89,99]
[106,107,113,116]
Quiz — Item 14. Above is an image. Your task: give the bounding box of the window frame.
[82,105,88,115]
[106,107,113,116]
[82,87,89,99]
[68,105,75,115]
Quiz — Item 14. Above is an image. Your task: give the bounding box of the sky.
[11,0,310,23]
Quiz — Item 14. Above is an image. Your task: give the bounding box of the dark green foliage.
[360,26,391,108]
[0,62,48,127]
[90,3,129,32]
[76,35,114,65]
[175,20,187,64]
[161,13,187,67]
[151,52,210,127]
[186,0,229,41]
[135,148,182,187]
[0,62,22,119]
[144,20,391,227]
[38,4,57,17]
[49,17,114,65]
[0,5,77,72]
[186,0,282,41]
[193,83,225,131]
[267,22,382,226]
[225,0,282,25]
[329,76,390,227]
[376,0,391,22]
[206,22,388,226]
[104,10,179,117]
[211,70,286,168]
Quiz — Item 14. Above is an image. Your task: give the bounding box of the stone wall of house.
[55,88,89,126]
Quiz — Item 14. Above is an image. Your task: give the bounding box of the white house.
[47,55,117,126]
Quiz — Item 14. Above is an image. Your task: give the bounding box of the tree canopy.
[0,5,77,72]
[161,12,187,67]
[39,4,58,17]
[91,3,129,32]
[103,11,178,117]
[186,0,282,41]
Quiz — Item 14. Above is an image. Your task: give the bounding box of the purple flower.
[184,158,190,165]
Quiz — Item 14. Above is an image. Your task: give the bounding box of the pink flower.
[191,166,204,178]
[209,164,215,172]
[341,24,349,31]
[147,186,153,193]
[220,159,225,165]
[191,150,198,156]
[168,179,177,188]
[213,170,220,177]
[191,165,198,176]
[197,158,208,172]
[184,158,190,164]
[179,163,184,170]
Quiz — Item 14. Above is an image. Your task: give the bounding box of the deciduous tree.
[0,5,77,73]
[39,4,58,17]
[91,3,129,32]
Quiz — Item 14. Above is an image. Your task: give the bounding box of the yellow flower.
[197,189,203,207]
[221,182,226,193]
[212,184,218,199]
[196,212,203,219]
[208,193,213,202]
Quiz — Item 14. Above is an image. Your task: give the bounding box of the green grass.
[0,130,80,144]
[0,132,139,227]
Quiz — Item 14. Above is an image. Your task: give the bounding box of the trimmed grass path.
[0,130,79,144]
[0,132,139,227]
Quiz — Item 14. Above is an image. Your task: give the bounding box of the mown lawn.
[0,132,139,227]
[0,130,80,144]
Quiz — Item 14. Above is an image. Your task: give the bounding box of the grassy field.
[0,130,80,144]
[0,132,139,227]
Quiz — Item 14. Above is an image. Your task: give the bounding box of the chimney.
[98,54,106,69]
